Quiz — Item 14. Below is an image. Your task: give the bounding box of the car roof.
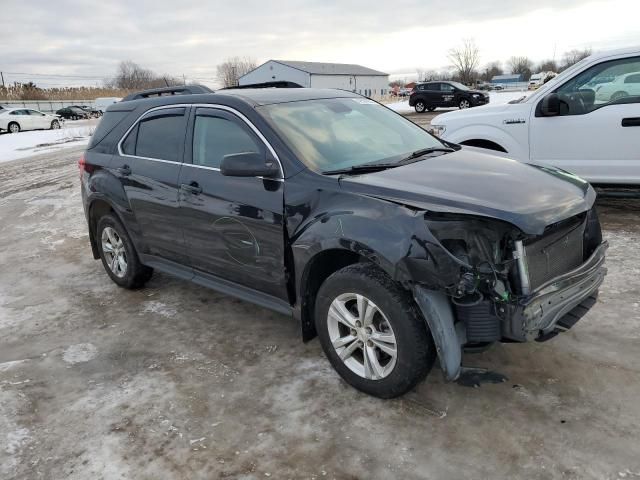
[217,88,360,105]
[110,88,363,112]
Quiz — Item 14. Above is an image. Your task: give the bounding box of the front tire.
[459,99,471,109]
[50,120,60,129]
[8,122,20,133]
[414,101,426,113]
[96,214,153,289]
[315,264,435,398]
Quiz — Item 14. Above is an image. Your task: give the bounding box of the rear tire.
[8,122,20,133]
[414,101,426,113]
[315,263,435,398]
[427,106,436,112]
[96,214,153,289]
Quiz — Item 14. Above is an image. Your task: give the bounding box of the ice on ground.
[0,119,98,163]
[62,343,98,364]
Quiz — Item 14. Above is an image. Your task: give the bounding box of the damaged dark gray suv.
[80,85,607,398]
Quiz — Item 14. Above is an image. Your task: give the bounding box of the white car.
[431,46,640,185]
[0,108,62,133]
[594,72,640,102]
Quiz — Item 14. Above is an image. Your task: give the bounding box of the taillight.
[78,154,86,178]
[78,154,93,177]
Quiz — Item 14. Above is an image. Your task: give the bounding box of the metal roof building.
[239,60,390,97]
[491,74,524,84]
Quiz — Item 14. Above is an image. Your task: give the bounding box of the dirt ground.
[1,143,639,480]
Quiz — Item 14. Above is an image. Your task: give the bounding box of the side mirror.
[220,152,279,178]
[540,93,560,117]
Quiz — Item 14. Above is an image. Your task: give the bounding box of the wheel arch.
[87,196,139,260]
[297,247,390,342]
[459,138,508,153]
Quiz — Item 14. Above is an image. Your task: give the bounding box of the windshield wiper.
[396,146,455,165]
[322,163,398,175]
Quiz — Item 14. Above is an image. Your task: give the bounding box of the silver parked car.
[0,108,62,133]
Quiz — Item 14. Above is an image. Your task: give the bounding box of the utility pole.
[183,74,186,85]
[0,72,4,88]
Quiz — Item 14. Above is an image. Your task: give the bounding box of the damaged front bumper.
[413,241,608,382]
[505,241,608,341]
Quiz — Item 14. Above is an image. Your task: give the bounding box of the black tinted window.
[132,113,185,161]
[89,110,130,149]
[193,115,261,168]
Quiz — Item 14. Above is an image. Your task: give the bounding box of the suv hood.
[340,148,595,235]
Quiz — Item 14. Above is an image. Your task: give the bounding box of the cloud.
[1,0,637,87]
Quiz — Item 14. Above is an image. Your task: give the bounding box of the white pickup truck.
[431,46,640,185]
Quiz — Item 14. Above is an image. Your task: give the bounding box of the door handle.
[621,117,640,127]
[180,182,202,195]
[117,165,131,176]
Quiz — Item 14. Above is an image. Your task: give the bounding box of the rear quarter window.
[88,111,130,149]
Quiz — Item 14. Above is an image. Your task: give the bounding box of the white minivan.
[430,47,640,185]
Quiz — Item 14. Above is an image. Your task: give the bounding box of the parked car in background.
[94,97,122,113]
[594,72,640,102]
[410,81,489,112]
[430,46,640,185]
[0,108,61,133]
[56,106,91,120]
[73,105,102,118]
[80,85,606,398]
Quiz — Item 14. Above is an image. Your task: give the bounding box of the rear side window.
[192,114,262,168]
[88,110,130,148]
[121,108,186,161]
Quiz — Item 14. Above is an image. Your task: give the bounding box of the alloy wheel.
[101,226,128,278]
[415,102,426,112]
[459,99,471,109]
[9,123,20,133]
[327,293,397,380]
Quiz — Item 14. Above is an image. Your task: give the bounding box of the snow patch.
[63,343,98,364]
[142,301,177,318]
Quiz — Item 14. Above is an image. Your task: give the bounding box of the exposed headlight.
[472,93,481,98]
[429,125,446,137]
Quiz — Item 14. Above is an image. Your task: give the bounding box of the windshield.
[259,98,445,173]
[449,81,470,91]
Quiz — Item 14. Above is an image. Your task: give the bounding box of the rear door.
[115,107,189,264]
[11,110,33,130]
[178,106,287,300]
[529,55,640,184]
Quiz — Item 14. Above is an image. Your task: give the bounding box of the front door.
[179,107,287,300]
[115,107,189,264]
[529,55,640,184]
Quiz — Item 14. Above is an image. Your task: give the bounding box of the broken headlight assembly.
[423,214,521,343]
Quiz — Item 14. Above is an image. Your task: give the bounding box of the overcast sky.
[1,0,638,87]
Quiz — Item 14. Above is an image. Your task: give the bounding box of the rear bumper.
[504,241,608,341]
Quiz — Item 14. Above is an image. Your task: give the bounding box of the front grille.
[524,217,585,290]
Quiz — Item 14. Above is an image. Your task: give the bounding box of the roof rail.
[122,84,214,101]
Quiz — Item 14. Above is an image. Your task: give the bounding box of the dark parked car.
[409,81,489,112]
[80,85,607,398]
[56,106,91,120]
[73,105,102,118]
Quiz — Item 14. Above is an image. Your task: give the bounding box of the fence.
[0,99,96,114]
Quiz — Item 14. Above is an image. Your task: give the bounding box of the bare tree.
[448,39,480,85]
[216,57,257,88]
[109,61,181,90]
[508,56,533,81]
[538,59,558,73]
[560,48,592,71]
[480,61,503,82]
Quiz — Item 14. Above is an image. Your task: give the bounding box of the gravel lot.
[1,143,639,480]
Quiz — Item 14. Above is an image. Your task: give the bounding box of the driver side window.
[554,56,640,115]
